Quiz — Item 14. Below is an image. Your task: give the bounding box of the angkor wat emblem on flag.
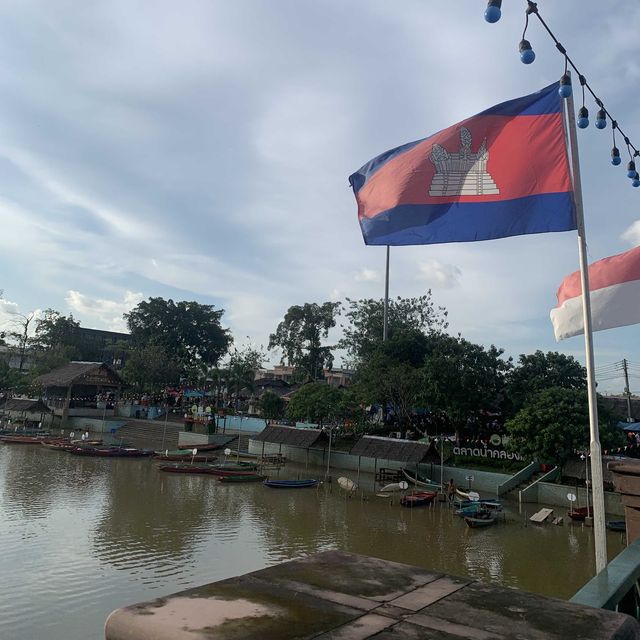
[428,127,499,196]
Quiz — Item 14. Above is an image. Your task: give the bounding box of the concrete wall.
[67,417,127,434]
[248,439,511,494]
[535,482,623,516]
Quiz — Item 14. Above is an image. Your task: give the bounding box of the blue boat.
[263,479,318,489]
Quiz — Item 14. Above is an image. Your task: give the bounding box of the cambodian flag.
[349,82,576,246]
[551,245,640,340]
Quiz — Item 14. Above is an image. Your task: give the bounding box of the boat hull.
[263,479,318,488]
[400,491,438,508]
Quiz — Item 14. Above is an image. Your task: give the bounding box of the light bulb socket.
[578,106,589,119]
[560,73,571,87]
[628,160,636,173]
[519,39,533,54]
[612,147,620,158]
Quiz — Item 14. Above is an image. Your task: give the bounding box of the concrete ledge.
[105,551,640,639]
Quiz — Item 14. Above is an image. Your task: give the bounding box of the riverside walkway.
[105,551,639,639]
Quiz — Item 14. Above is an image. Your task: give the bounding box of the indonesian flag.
[551,245,640,340]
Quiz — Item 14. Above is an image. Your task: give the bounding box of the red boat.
[153,452,218,462]
[0,435,48,444]
[177,443,222,451]
[400,491,438,508]
[568,506,592,521]
[68,446,153,458]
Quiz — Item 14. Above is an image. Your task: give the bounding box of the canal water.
[0,443,625,640]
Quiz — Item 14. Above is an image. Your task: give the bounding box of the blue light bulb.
[559,74,572,98]
[484,0,502,23]
[633,173,640,188]
[595,109,607,129]
[577,106,589,129]
[627,161,636,178]
[519,40,535,64]
[611,147,621,165]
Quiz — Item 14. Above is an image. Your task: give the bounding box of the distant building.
[76,328,132,368]
[0,345,35,371]
[257,364,353,387]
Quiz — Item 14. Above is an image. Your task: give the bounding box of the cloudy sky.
[0,1,638,393]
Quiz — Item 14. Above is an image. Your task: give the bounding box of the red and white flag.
[551,245,640,341]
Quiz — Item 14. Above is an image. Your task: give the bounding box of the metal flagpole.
[565,73,607,573]
[383,245,390,341]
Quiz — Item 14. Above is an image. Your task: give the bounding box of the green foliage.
[225,345,266,401]
[32,309,81,351]
[286,382,342,426]
[29,345,81,379]
[339,294,448,367]
[505,387,624,469]
[504,350,586,417]
[268,302,340,381]
[122,343,181,392]
[125,297,232,374]
[421,333,512,427]
[258,390,286,421]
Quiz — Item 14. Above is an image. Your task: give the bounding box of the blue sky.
[0,1,639,393]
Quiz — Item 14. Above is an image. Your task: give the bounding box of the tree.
[259,391,286,423]
[505,350,586,417]
[421,333,512,435]
[339,294,448,367]
[268,302,340,381]
[505,387,624,471]
[32,309,81,352]
[125,298,232,374]
[7,311,36,372]
[286,382,342,427]
[225,345,266,408]
[122,343,181,392]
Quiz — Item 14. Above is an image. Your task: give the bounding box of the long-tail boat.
[263,479,318,488]
[68,446,153,457]
[218,474,267,483]
[399,491,438,508]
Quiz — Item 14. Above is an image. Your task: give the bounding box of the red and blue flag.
[349,82,576,246]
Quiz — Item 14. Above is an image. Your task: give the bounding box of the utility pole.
[623,359,633,422]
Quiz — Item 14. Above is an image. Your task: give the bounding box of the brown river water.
[0,443,626,640]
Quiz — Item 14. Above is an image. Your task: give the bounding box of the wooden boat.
[337,477,357,492]
[159,464,219,474]
[218,474,267,483]
[211,462,258,472]
[568,506,592,521]
[380,481,409,493]
[153,450,218,462]
[206,467,263,477]
[68,446,153,457]
[0,434,48,444]
[401,469,440,490]
[464,511,497,528]
[263,479,318,488]
[177,443,222,451]
[606,520,626,532]
[399,491,438,508]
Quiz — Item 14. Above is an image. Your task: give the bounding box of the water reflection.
[0,445,627,640]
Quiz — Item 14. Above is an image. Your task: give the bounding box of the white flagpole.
[383,245,390,341]
[565,74,607,573]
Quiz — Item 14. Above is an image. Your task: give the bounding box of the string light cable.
[484,0,640,187]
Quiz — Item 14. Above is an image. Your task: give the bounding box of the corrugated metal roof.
[33,362,124,388]
[0,398,52,413]
[350,435,431,463]
[253,425,327,448]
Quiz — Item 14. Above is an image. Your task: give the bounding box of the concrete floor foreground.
[105,550,640,639]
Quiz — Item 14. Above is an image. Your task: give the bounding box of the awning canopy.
[253,425,327,448]
[617,421,640,432]
[350,435,432,464]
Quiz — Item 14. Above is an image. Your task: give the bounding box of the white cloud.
[416,259,461,288]
[355,268,380,283]
[621,221,640,246]
[65,290,143,332]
